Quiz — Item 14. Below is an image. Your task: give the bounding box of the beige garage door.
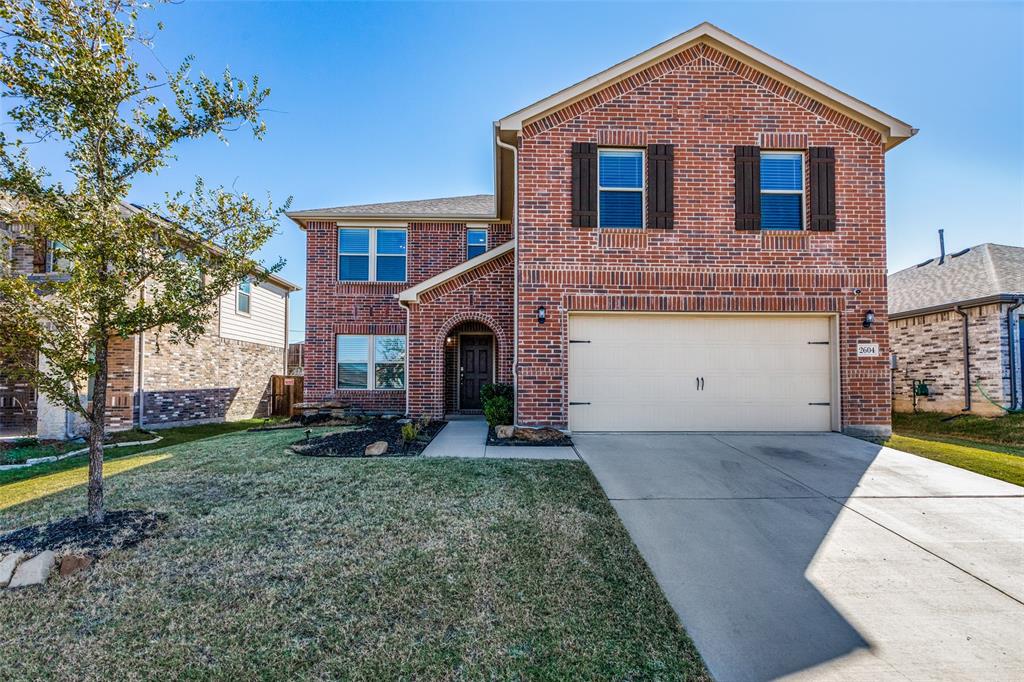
[568,314,835,432]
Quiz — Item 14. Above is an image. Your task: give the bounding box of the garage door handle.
[569,401,590,406]
[808,402,830,406]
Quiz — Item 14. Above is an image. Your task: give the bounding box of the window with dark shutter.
[647,144,674,228]
[809,147,836,231]
[32,231,48,273]
[571,142,598,228]
[734,145,761,230]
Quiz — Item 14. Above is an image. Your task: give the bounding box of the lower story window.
[336,334,406,390]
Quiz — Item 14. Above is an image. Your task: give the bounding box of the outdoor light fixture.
[537,306,546,324]
[863,310,875,328]
[445,336,454,346]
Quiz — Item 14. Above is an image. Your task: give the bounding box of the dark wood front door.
[459,335,493,410]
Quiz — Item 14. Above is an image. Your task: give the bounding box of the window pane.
[599,150,643,188]
[376,230,407,255]
[375,336,406,363]
[375,364,405,389]
[599,190,643,228]
[761,193,803,230]
[760,154,803,191]
[238,280,251,294]
[237,293,250,314]
[339,228,370,254]
[467,230,488,259]
[376,255,406,282]
[340,255,370,281]
[337,335,369,389]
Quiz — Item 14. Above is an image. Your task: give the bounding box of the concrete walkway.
[422,419,578,460]
[575,432,1024,682]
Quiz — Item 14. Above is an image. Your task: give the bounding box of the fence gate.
[270,375,303,417]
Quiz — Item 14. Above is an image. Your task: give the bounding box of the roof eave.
[397,239,516,303]
[286,212,501,230]
[889,293,1023,320]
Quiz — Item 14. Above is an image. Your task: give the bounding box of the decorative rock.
[59,553,94,577]
[495,425,515,439]
[513,427,566,443]
[364,440,388,457]
[396,418,412,425]
[8,550,55,588]
[0,552,26,587]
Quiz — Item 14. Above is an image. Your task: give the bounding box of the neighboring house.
[0,203,300,439]
[889,243,1024,416]
[289,22,916,437]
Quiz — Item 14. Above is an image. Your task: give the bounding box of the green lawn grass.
[0,419,278,486]
[887,411,1024,487]
[0,427,709,680]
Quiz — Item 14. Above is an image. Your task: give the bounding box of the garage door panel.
[569,314,834,432]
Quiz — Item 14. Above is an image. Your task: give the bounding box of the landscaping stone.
[364,440,388,457]
[0,551,26,587]
[513,427,567,443]
[59,553,94,577]
[8,550,55,588]
[495,425,515,439]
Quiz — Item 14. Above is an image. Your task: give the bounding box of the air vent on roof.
[949,248,970,259]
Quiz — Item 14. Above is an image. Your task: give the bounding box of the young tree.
[0,0,286,523]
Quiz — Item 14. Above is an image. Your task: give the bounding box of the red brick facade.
[515,44,889,433]
[301,40,897,435]
[303,220,512,413]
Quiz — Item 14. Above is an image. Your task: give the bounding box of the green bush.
[401,421,420,444]
[483,396,513,428]
[481,383,513,404]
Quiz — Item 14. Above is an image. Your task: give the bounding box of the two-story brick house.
[289,23,915,437]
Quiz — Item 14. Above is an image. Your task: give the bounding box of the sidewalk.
[423,419,578,460]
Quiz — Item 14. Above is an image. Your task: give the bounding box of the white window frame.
[236,278,252,316]
[338,228,408,283]
[466,228,488,260]
[336,334,407,391]
[759,151,806,231]
[597,147,646,229]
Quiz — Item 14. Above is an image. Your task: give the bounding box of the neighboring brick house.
[889,243,1024,416]
[0,203,300,439]
[289,22,916,437]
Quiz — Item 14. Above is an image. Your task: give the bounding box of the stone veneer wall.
[890,303,1016,416]
[141,327,281,426]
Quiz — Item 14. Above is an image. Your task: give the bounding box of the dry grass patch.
[0,428,708,680]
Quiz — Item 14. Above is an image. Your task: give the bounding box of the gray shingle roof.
[288,194,496,219]
[888,243,1024,316]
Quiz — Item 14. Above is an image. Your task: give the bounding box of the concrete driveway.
[575,433,1024,681]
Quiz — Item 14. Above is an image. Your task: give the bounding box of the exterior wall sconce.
[537,306,546,324]
[445,336,454,346]
[863,310,875,328]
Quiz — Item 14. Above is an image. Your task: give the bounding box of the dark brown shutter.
[571,142,598,228]
[734,145,761,230]
[809,147,836,231]
[32,231,48,273]
[647,144,674,228]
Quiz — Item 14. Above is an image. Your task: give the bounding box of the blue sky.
[14,2,1024,342]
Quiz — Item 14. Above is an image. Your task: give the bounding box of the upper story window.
[467,229,488,259]
[46,240,72,273]
[236,278,252,315]
[760,152,804,230]
[339,228,407,282]
[598,149,644,229]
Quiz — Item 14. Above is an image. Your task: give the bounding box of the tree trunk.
[87,337,109,525]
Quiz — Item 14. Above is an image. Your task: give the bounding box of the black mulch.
[486,426,574,447]
[0,510,165,555]
[290,418,448,458]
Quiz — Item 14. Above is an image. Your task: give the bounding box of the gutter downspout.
[495,129,519,425]
[397,298,411,417]
[1007,297,1024,410]
[954,306,971,412]
[137,330,145,428]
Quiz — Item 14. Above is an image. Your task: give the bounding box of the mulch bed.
[290,418,448,458]
[0,510,165,555]
[486,426,574,447]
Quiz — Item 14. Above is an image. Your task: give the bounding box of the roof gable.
[498,22,915,150]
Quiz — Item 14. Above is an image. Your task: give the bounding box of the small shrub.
[481,383,514,404]
[401,422,420,444]
[484,395,513,429]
